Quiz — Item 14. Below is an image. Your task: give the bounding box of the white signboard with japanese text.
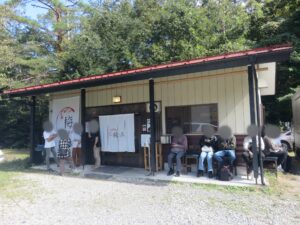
[51,96,80,150]
[99,114,135,152]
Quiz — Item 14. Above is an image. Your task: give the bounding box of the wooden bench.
[162,134,247,175]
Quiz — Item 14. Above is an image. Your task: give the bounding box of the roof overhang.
[2,44,292,97]
[257,63,276,96]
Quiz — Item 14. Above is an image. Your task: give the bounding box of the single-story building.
[1,44,292,184]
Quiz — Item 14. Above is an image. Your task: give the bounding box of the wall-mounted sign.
[51,96,80,150]
[141,134,151,148]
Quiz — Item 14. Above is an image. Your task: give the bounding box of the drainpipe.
[253,66,265,185]
[248,65,259,184]
[29,96,36,165]
[81,89,86,170]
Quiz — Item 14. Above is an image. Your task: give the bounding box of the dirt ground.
[0,149,300,225]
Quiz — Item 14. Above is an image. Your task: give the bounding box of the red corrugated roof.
[3,44,292,95]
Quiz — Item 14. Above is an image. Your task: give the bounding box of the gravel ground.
[0,172,299,225]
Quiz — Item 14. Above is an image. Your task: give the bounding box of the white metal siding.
[51,67,253,135]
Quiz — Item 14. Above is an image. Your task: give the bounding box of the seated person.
[167,126,188,177]
[214,130,236,171]
[242,135,265,175]
[262,131,288,172]
[197,134,217,178]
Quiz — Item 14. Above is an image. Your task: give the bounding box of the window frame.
[165,103,219,135]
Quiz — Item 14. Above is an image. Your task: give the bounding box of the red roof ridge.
[3,44,292,95]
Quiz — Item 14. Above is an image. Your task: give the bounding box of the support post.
[30,96,36,164]
[248,65,259,184]
[81,89,86,169]
[149,79,156,176]
[253,66,265,185]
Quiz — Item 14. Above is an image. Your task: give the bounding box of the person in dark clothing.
[262,135,288,172]
[242,136,265,175]
[214,136,236,166]
[89,132,101,168]
[197,135,217,178]
[90,132,100,147]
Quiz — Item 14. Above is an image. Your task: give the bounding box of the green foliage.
[0,0,300,146]
[248,0,300,123]
[62,0,251,79]
[0,149,33,200]
[0,97,48,148]
[0,98,31,147]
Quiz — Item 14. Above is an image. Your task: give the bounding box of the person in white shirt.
[43,121,59,171]
[242,136,265,175]
[71,132,81,167]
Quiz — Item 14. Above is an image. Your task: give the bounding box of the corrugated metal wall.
[51,66,252,135]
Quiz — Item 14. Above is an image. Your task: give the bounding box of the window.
[165,104,218,134]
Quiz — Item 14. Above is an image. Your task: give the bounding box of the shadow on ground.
[291,157,300,175]
[0,149,171,187]
[1,149,300,191]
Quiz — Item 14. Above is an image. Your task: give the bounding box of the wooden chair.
[182,145,200,174]
[263,156,278,177]
[170,145,200,174]
[144,142,163,172]
[183,153,199,174]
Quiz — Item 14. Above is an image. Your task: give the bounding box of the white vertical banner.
[99,114,135,152]
[51,96,80,150]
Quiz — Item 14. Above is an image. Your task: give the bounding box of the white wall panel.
[51,67,252,134]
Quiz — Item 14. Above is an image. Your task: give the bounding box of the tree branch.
[35,0,57,13]
[31,4,50,10]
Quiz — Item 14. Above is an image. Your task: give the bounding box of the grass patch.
[190,171,300,200]
[0,148,30,171]
[0,158,29,171]
[189,172,286,197]
[0,149,36,200]
[0,172,27,199]
[258,172,282,196]
[191,182,258,194]
[0,148,29,160]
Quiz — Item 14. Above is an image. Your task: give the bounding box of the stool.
[144,142,163,172]
[183,153,199,174]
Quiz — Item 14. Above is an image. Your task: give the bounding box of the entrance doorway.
[85,102,161,168]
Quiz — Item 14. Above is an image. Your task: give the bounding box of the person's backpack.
[219,165,233,181]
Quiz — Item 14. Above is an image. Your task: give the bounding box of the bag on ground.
[219,165,233,181]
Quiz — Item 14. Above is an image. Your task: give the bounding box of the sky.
[0,0,47,19]
[0,0,89,19]
[22,3,47,19]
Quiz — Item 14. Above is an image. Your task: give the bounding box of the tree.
[248,0,300,124]
[0,1,59,87]
[1,0,299,147]
[0,1,58,148]
[61,0,252,78]
[2,0,84,82]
